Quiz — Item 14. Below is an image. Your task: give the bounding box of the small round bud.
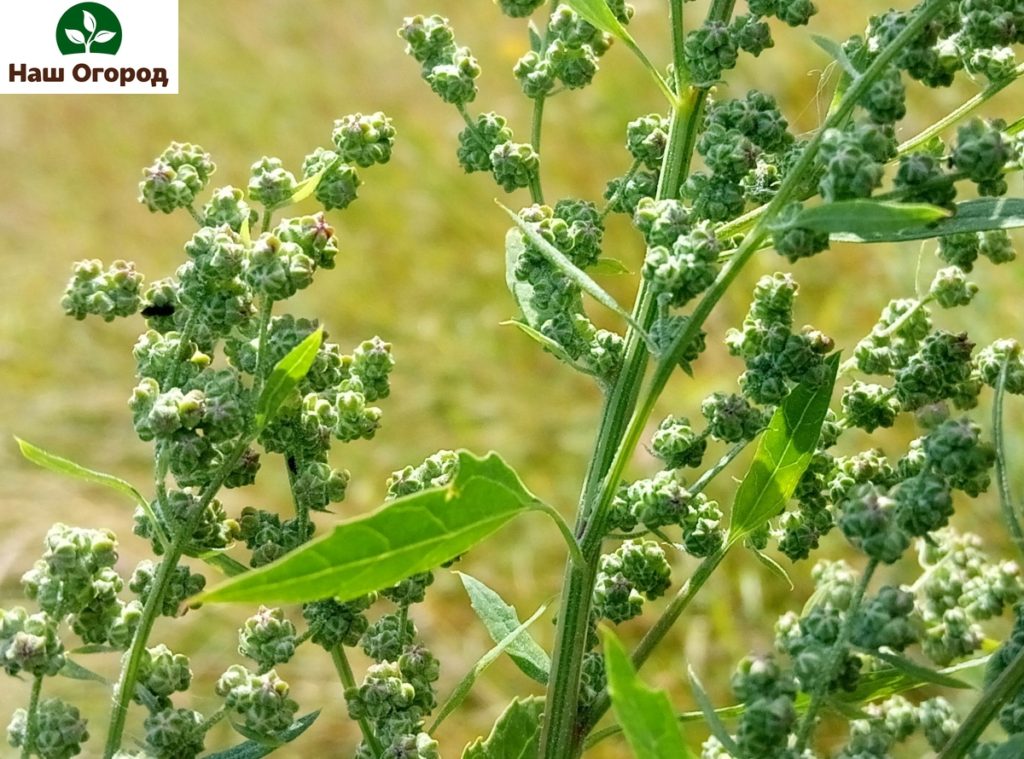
[239,606,298,669]
[489,142,540,192]
[248,157,297,209]
[8,699,89,759]
[62,259,144,322]
[302,595,374,649]
[625,114,669,170]
[457,112,513,174]
[137,644,192,700]
[426,46,481,105]
[929,266,978,308]
[216,666,299,737]
[651,415,706,469]
[332,112,396,168]
[143,707,205,757]
[301,148,362,211]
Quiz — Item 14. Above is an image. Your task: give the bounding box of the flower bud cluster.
[726,273,834,405]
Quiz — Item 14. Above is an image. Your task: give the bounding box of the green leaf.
[431,599,549,733]
[499,320,597,377]
[785,200,950,237]
[501,205,656,353]
[563,0,676,105]
[602,627,695,759]
[457,571,550,685]
[16,437,150,516]
[198,551,249,577]
[687,666,739,756]
[15,437,165,545]
[728,354,840,543]
[810,34,860,78]
[239,215,251,248]
[830,655,989,706]
[830,197,1024,243]
[265,156,340,212]
[864,647,973,690]
[527,21,543,53]
[590,257,632,275]
[752,550,794,590]
[205,711,320,758]
[59,657,106,684]
[462,697,544,759]
[254,327,323,432]
[198,451,540,605]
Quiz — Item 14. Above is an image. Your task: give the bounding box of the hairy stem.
[332,646,384,758]
[21,674,43,759]
[539,1,731,755]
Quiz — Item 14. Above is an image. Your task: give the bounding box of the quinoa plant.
[12,0,1024,757]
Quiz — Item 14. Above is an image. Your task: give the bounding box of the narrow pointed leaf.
[15,437,159,527]
[729,354,840,543]
[502,204,655,351]
[199,551,249,577]
[811,34,859,78]
[431,599,549,733]
[205,712,320,758]
[865,648,973,689]
[457,571,550,685]
[82,10,96,31]
[830,198,1024,243]
[254,327,322,432]
[564,0,676,104]
[462,697,544,759]
[752,549,794,590]
[590,257,632,275]
[602,628,695,758]
[198,451,540,605]
[828,655,988,706]
[500,320,596,376]
[282,156,340,208]
[239,216,252,248]
[59,658,106,684]
[785,200,950,237]
[688,666,740,756]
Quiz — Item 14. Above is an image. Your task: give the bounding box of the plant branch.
[21,674,43,759]
[794,558,878,752]
[332,646,383,758]
[994,356,1024,560]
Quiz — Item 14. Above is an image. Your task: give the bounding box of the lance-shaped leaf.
[564,0,676,104]
[431,598,549,733]
[863,647,973,690]
[205,712,320,758]
[502,205,655,351]
[825,655,988,708]
[198,451,541,605]
[65,28,86,45]
[82,10,96,31]
[277,156,341,209]
[59,658,106,684]
[829,197,1024,243]
[782,200,950,238]
[254,327,322,432]
[499,320,597,377]
[728,354,840,543]
[688,666,739,756]
[602,628,695,758]
[15,437,165,543]
[457,571,550,685]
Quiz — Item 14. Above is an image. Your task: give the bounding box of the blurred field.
[1,0,1024,756]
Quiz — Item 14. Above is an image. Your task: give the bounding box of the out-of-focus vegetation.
[1,1,1022,755]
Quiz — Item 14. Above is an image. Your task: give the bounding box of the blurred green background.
[2,1,1023,756]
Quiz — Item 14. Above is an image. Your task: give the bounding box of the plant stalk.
[21,674,43,759]
[103,439,249,757]
[332,646,384,758]
[794,558,878,752]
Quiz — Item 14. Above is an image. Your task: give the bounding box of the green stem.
[994,356,1024,560]
[21,674,43,759]
[198,707,227,734]
[937,642,1024,758]
[898,62,1024,155]
[103,438,250,757]
[581,546,729,733]
[186,204,204,226]
[538,2,735,754]
[332,646,384,758]
[794,558,878,752]
[532,501,586,567]
[838,295,936,375]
